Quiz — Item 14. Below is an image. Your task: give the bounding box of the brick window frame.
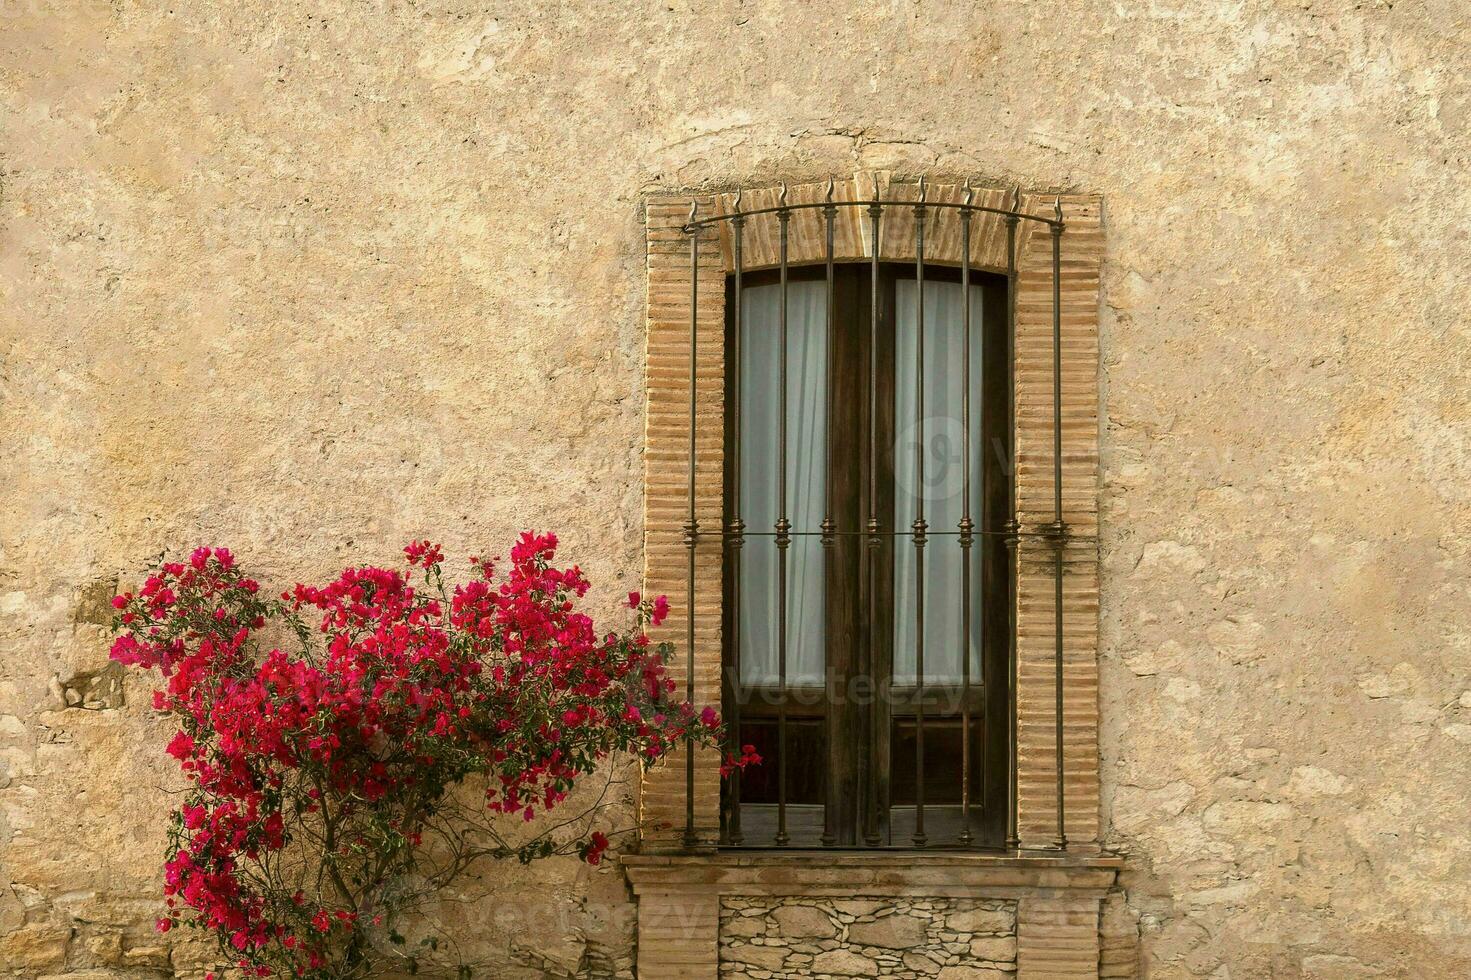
[632,173,1109,978]
[638,173,1103,851]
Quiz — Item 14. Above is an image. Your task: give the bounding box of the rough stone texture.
[2,2,1469,978]
[718,897,1016,979]
[769,906,838,940]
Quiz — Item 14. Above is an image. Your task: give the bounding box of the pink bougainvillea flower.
[110,538,732,980]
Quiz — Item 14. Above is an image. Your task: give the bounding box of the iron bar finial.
[963,177,974,207]
[688,198,698,226]
[733,186,742,211]
[1054,194,1064,224]
[825,175,835,203]
[872,171,880,200]
[1010,185,1021,213]
[917,173,927,203]
[779,180,788,207]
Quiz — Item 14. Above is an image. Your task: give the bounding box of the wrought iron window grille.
[673,176,1079,852]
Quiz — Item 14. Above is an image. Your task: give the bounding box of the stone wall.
[3,1,1469,978]
[719,897,1016,979]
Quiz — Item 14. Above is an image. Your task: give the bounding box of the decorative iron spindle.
[683,200,700,849]
[821,177,838,848]
[1050,195,1067,851]
[958,179,975,847]
[1003,187,1021,852]
[774,182,791,848]
[725,192,746,846]
[864,173,884,848]
[911,175,928,848]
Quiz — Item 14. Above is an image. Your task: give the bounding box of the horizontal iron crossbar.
[683,198,1062,232]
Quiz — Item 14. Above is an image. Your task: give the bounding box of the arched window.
[629,173,1109,980]
[635,176,1102,859]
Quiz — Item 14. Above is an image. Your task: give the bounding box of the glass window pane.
[890,718,982,805]
[738,281,827,686]
[893,280,986,685]
[737,719,826,805]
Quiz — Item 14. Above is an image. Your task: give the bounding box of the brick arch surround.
[707,176,1045,273]
[629,173,1116,980]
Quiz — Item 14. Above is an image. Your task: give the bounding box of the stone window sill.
[623,848,1122,897]
[623,849,1122,978]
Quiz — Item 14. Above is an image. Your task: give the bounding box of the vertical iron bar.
[726,198,746,846]
[821,179,838,848]
[1004,188,1021,851]
[683,202,700,849]
[911,176,928,848]
[864,177,883,847]
[1050,197,1068,851]
[774,184,792,848]
[958,182,975,847]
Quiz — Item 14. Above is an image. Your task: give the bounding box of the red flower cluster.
[112,537,735,979]
[721,743,763,778]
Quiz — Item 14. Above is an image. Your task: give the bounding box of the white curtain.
[739,281,827,686]
[893,280,986,685]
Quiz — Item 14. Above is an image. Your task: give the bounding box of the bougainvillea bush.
[110,534,743,979]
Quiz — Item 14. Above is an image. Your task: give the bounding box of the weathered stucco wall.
[3,1,1468,977]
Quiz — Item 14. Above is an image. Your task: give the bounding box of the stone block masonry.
[718,896,1017,979]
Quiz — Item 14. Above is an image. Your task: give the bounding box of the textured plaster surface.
[2,1,1469,977]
